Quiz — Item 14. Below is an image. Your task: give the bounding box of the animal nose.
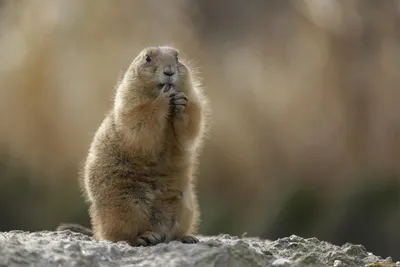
[163,65,175,76]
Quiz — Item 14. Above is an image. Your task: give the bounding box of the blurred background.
[0,0,399,260]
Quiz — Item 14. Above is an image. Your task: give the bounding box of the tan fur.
[58,46,210,246]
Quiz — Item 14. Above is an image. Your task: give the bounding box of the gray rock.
[333,259,343,267]
[0,231,393,267]
[272,258,293,266]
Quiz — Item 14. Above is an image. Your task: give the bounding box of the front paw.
[169,91,188,114]
[156,84,175,106]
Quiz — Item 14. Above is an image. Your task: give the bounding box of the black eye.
[176,56,179,61]
[145,55,151,62]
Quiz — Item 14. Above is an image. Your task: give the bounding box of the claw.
[162,84,171,92]
[136,231,162,246]
[178,235,199,244]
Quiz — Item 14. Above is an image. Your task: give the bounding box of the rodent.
[56,46,210,246]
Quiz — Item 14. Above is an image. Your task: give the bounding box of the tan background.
[0,0,399,260]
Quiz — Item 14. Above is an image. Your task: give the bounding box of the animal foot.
[177,235,199,244]
[137,231,163,246]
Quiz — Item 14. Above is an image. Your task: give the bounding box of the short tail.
[56,223,93,236]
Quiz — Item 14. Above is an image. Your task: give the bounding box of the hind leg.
[173,186,200,244]
[90,203,163,246]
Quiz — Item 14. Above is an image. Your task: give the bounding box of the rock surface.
[0,231,396,267]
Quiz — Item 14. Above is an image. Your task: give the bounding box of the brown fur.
[57,46,210,246]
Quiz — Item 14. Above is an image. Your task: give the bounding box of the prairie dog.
[57,46,210,246]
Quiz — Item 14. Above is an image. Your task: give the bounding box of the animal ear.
[124,63,138,81]
[132,66,139,76]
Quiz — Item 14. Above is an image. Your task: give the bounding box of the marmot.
[57,46,210,246]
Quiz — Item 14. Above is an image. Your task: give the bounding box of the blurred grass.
[0,0,399,260]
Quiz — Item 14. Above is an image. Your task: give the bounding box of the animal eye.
[145,55,151,62]
[176,56,179,61]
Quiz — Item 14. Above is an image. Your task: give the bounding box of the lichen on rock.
[0,231,395,267]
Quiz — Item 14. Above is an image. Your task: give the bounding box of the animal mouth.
[158,83,174,89]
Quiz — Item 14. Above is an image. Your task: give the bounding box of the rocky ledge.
[0,231,397,267]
